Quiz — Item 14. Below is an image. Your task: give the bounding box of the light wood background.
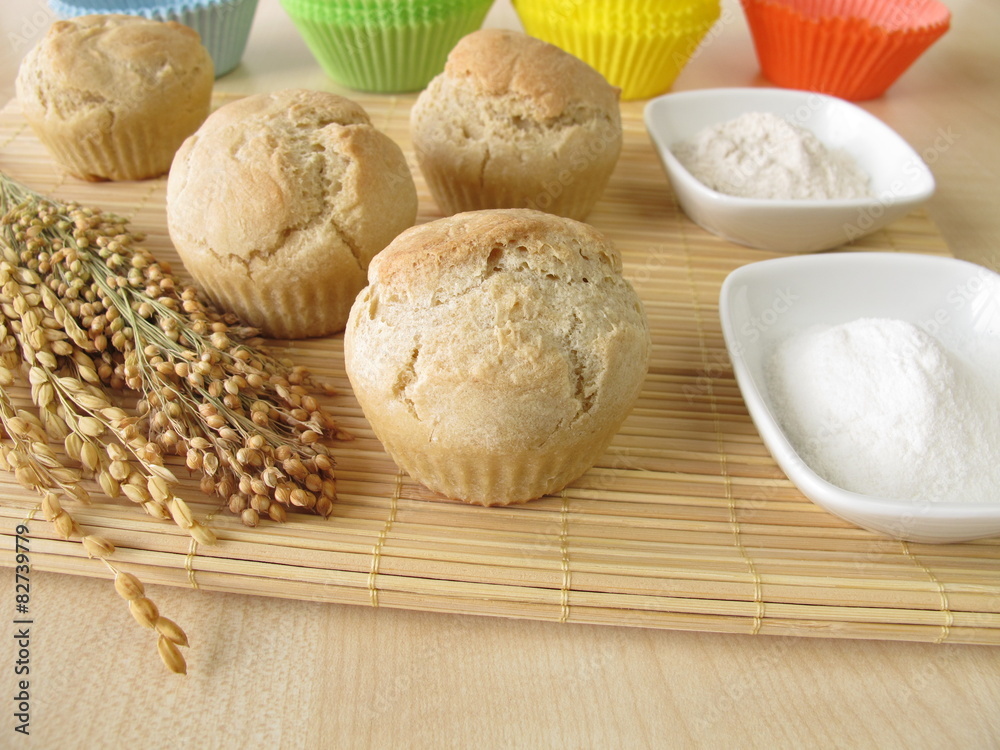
[1,1,999,748]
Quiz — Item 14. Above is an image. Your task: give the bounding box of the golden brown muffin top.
[369,208,622,295]
[442,29,620,120]
[167,88,413,274]
[17,14,213,119]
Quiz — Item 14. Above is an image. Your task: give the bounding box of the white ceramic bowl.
[644,88,936,253]
[719,252,1000,543]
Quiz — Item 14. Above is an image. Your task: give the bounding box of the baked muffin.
[167,89,418,339]
[410,29,623,222]
[16,15,213,181]
[344,209,650,505]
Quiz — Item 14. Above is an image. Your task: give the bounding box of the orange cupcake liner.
[741,0,950,100]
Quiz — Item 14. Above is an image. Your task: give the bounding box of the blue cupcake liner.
[47,0,259,77]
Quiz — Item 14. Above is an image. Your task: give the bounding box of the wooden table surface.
[1,1,998,748]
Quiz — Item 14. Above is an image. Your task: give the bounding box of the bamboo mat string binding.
[183,507,218,591]
[185,537,200,590]
[901,541,954,644]
[558,490,572,623]
[369,471,402,608]
[381,96,401,142]
[682,242,765,635]
[0,121,25,152]
[125,180,163,223]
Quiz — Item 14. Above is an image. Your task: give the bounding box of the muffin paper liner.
[31,116,182,181]
[740,0,950,100]
[420,165,611,222]
[515,0,718,25]
[280,0,494,92]
[514,0,721,100]
[372,424,621,507]
[48,0,259,76]
[178,248,362,339]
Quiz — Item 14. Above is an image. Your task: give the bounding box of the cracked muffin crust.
[15,14,213,182]
[166,89,418,338]
[410,29,623,222]
[344,209,650,505]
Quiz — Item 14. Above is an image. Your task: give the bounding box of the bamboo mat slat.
[1,94,998,646]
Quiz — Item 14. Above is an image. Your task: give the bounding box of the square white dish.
[645,88,936,253]
[719,252,1000,543]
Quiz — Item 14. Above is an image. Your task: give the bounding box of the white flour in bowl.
[766,317,1000,503]
[674,112,874,200]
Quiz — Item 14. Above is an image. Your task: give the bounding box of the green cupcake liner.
[282,0,488,25]
[282,0,493,92]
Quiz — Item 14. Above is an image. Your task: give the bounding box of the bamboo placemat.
[1,94,997,645]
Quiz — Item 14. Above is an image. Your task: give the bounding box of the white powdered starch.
[767,318,1000,503]
[674,112,874,200]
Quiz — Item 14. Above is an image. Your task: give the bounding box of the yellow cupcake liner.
[520,0,721,30]
[515,0,721,100]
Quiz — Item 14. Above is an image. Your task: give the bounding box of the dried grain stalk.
[0,171,348,524]
[0,171,350,672]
